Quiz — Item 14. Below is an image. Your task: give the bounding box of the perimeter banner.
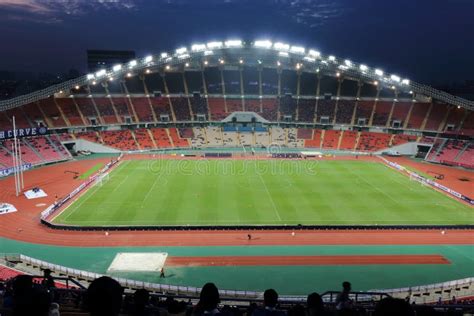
[0,127,48,140]
[0,163,32,178]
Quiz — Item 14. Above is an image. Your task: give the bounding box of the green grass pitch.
[53,159,473,226]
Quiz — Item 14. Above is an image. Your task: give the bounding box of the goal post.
[95,172,110,187]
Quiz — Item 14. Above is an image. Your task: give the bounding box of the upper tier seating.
[38,98,67,127]
[132,97,154,122]
[150,97,172,119]
[372,101,392,126]
[424,103,449,131]
[190,95,209,116]
[356,132,391,151]
[316,100,336,123]
[407,103,430,129]
[56,98,84,126]
[390,102,411,128]
[245,99,261,113]
[171,97,191,121]
[112,97,134,121]
[354,101,374,125]
[22,102,44,126]
[150,128,172,148]
[460,111,474,136]
[74,98,98,124]
[168,128,189,147]
[261,99,278,121]
[101,130,137,150]
[335,100,355,124]
[208,98,227,121]
[226,99,243,113]
[94,98,117,124]
[297,99,315,122]
[279,96,297,118]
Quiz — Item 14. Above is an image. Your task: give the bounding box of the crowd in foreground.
[0,273,472,316]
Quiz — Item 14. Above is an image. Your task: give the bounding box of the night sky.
[0,0,473,84]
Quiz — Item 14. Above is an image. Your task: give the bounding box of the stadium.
[0,38,473,315]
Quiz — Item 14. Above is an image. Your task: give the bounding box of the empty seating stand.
[356,132,391,151]
[407,103,430,129]
[424,103,449,131]
[151,128,172,148]
[134,128,155,150]
[208,98,227,120]
[339,131,358,150]
[372,101,392,126]
[56,98,84,126]
[304,129,323,148]
[132,97,154,122]
[168,128,189,147]
[38,98,67,127]
[101,130,137,151]
[335,100,355,124]
[94,98,117,124]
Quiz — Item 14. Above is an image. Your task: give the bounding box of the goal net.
[95,172,110,187]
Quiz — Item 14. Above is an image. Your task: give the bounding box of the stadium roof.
[1,39,473,111]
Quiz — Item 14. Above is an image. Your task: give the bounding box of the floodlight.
[410,90,413,94]
[95,69,106,77]
[127,72,132,77]
[59,90,63,93]
[239,59,244,64]
[165,65,170,70]
[176,47,187,55]
[338,65,348,70]
[402,79,410,85]
[257,60,262,64]
[374,81,378,85]
[204,50,214,56]
[204,60,209,65]
[345,60,352,67]
[113,64,122,72]
[161,52,168,58]
[129,60,137,68]
[145,69,151,74]
[303,56,316,63]
[254,40,272,48]
[75,85,80,90]
[391,75,401,82]
[277,61,281,66]
[225,40,242,47]
[336,72,340,77]
[328,55,336,61]
[219,59,225,64]
[290,46,305,54]
[207,41,223,49]
[109,77,114,81]
[274,42,290,51]
[308,50,320,57]
[375,69,384,76]
[278,51,289,57]
[296,63,302,69]
[92,81,97,85]
[178,53,190,59]
[185,63,190,67]
[86,74,95,80]
[360,64,368,71]
[145,55,153,63]
[391,85,396,90]
[191,44,206,52]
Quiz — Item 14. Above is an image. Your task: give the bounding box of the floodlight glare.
[303,56,316,63]
[274,42,290,51]
[95,69,106,77]
[344,60,352,67]
[75,85,80,90]
[290,46,305,54]
[225,40,242,47]
[254,40,272,49]
[145,69,151,74]
[178,53,190,59]
[204,60,209,65]
[374,81,378,85]
[239,59,244,64]
[375,69,384,76]
[402,79,410,85]
[207,41,223,49]
[176,47,187,55]
[391,75,401,82]
[145,55,153,63]
[191,44,206,52]
[129,60,137,68]
[278,51,289,57]
[160,52,168,58]
[86,74,95,80]
[308,50,321,57]
[296,63,302,69]
[277,61,281,66]
[185,63,190,67]
[165,65,170,70]
[360,64,368,71]
[204,50,214,56]
[113,64,122,72]
[127,72,132,77]
[328,55,336,61]
[92,81,97,85]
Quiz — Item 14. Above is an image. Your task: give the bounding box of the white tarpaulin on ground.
[107,252,168,273]
[0,203,17,215]
[24,188,47,199]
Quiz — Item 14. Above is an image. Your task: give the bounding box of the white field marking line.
[347,167,400,205]
[255,166,282,221]
[54,160,128,223]
[142,169,164,205]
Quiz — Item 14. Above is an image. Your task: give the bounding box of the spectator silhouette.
[85,276,123,316]
[193,282,221,315]
[374,297,415,316]
[11,275,51,316]
[306,292,325,316]
[335,282,353,313]
[130,288,159,316]
[252,289,286,316]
